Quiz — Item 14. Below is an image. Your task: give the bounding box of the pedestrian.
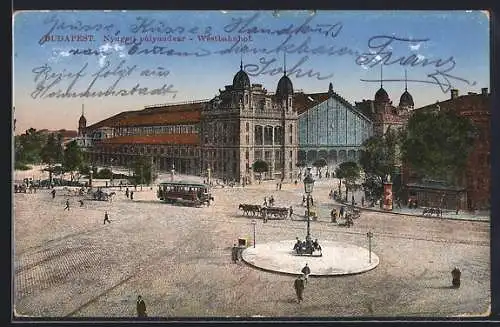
[263,209,268,223]
[352,195,355,206]
[136,295,147,317]
[130,191,134,200]
[103,211,111,224]
[276,183,279,190]
[231,244,239,263]
[134,184,137,191]
[361,196,365,207]
[330,208,337,223]
[302,195,306,206]
[451,267,461,288]
[289,206,293,218]
[279,183,282,190]
[340,206,345,218]
[301,263,311,283]
[64,199,70,211]
[51,189,56,199]
[79,199,84,207]
[263,197,267,207]
[294,275,306,303]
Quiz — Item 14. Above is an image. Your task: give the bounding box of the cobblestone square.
[13,170,490,318]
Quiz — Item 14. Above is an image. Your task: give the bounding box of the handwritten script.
[33,13,478,95]
[30,61,178,99]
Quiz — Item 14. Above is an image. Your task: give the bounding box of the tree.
[131,156,157,185]
[63,140,84,181]
[15,128,46,165]
[359,127,400,199]
[335,161,361,201]
[252,160,269,183]
[41,133,63,183]
[401,110,477,185]
[312,158,327,177]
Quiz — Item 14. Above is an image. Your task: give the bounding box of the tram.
[157,181,212,207]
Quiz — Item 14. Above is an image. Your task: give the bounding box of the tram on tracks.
[157,181,213,207]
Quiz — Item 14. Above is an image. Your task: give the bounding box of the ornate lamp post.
[366,231,373,263]
[171,162,175,182]
[303,168,315,242]
[89,164,93,188]
[251,219,257,248]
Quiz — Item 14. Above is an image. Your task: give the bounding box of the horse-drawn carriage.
[261,206,289,220]
[422,207,443,217]
[90,189,115,201]
[14,184,27,193]
[239,204,262,216]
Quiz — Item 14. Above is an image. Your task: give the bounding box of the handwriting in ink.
[215,35,357,58]
[245,56,333,81]
[129,16,213,35]
[223,13,343,38]
[38,14,115,45]
[356,35,455,70]
[356,35,474,93]
[30,61,177,99]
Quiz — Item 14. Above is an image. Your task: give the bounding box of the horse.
[239,204,261,216]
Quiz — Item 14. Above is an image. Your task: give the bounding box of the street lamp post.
[251,219,257,248]
[366,231,373,263]
[303,168,315,243]
[89,164,93,188]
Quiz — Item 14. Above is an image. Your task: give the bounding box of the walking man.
[79,199,84,207]
[51,189,56,199]
[103,211,111,224]
[289,206,293,219]
[352,195,355,206]
[231,244,239,263]
[136,295,147,317]
[361,196,365,207]
[294,275,306,303]
[125,187,129,198]
[130,191,134,200]
[301,263,311,283]
[64,199,70,211]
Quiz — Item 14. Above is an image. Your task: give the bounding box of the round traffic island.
[241,240,379,276]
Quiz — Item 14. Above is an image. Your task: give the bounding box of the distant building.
[404,88,490,210]
[297,83,373,173]
[81,62,299,183]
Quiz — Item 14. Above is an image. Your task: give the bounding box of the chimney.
[450,89,459,99]
[481,87,488,95]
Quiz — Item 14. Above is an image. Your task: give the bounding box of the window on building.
[264,126,273,145]
[254,125,263,145]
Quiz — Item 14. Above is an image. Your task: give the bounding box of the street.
[13,174,490,317]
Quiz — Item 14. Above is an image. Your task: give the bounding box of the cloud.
[410,43,421,51]
[48,48,72,63]
[97,43,128,68]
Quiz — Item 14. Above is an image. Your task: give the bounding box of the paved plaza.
[13,167,490,318]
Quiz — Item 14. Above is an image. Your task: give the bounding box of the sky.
[12,10,490,133]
